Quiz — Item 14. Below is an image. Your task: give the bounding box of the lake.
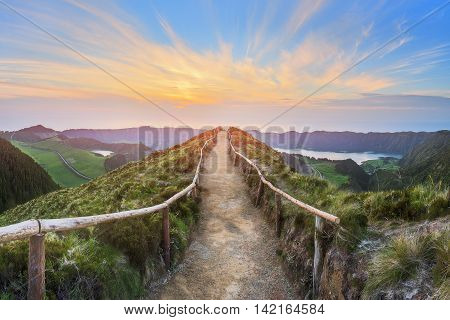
[275,148,402,165]
[91,150,114,157]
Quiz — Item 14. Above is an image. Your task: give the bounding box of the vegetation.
[229,127,448,242]
[363,231,449,299]
[361,157,400,175]
[0,129,216,299]
[230,127,449,298]
[11,141,87,187]
[306,158,349,187]
[0,138,58,212]
[33,137,106,178]
[400,131,450,185]
[104,154,128,172]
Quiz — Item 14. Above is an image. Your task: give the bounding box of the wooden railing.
[227,130,339,298]
[0,132,218,300]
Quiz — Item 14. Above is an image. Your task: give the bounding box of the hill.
[282,153,370,191]
[0,138,58,212]
[0,129,216,299]
[250,130,431,154]
[229,127,449,299]
[400,131,450,185]
[12,125,58,143]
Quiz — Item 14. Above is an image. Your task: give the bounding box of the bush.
[363,233,436,298]
[0,234,144,299]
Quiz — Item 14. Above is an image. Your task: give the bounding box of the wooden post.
[162,207,170,269]
[28,233,45,300]
[255,179,264,206]
[275,194,282,237]
[313,216,324,299]
[233,154,238,166]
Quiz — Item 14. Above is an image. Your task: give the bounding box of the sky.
[0,0,449,132]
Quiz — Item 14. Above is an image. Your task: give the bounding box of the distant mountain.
[0,138,58,212]
[400,130,450,185]
[63,126,203,150]
[13,125,59,143]
[250,130,432,155]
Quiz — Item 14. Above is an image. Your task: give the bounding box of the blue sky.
[0,0,449,132]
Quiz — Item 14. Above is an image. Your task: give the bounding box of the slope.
[0,129,216,299]
[0,138,59,212]
[400,130,450,185]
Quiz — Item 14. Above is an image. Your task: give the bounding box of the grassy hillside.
[0,139,59,212]
[229,127,449,299]
[306,158,349,187]
[33,138,106,178]
[0,129,216,299]
[400,131,450,185]
[11,141,87,187]
[361,157,400,175]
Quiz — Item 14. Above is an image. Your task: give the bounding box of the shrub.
[363,234,435,298]
[0,234,144,299]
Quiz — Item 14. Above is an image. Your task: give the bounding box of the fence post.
[255,179,264,206]
[162,207,170,269]
[275,194,282,237]
[28,233,45,300]
[313,216,324,299]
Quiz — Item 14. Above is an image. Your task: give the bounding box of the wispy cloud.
[0,0,448,111]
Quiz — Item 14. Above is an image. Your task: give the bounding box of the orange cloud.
[0,0,395,107]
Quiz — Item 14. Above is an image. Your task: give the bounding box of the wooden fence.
[0,132,218,300]
[227,130,340,298]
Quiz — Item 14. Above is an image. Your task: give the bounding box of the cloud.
[0,0,433,109]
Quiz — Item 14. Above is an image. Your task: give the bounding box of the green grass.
[0,130,216,299]
[33,138,106,178]
[307,158,349,187]
[229,128,448,247]
[11,141,87,187]
[361,158,400,175]
[363,231,449,299]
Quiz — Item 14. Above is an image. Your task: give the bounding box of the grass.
[0,129,216,299]
[229,127,448,248]
[361,158,400,175]
[11,141,87,187]
[33,138,106,178]
[307,158,349,187]
[363,231,449,299]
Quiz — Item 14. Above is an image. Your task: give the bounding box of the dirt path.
[155,131,296,299]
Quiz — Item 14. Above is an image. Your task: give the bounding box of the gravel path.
[154,132,297,299]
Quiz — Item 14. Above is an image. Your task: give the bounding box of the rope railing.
[227,129,339,298]
[0,130,218,299]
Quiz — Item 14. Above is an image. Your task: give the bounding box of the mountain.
[0,138,59,212]
[250,130,432,155]
[63,126,203,150]
[12,125,59,143]
[400,130,450,185]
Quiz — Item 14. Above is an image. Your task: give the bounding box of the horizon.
[1,1,449,131]
[3,122,449,135]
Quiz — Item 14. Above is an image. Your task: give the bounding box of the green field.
[361,158,400,175]
[11,138,106,188]
[11,141,87,187]
[307,159,349,187]
[33,138,106,178]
